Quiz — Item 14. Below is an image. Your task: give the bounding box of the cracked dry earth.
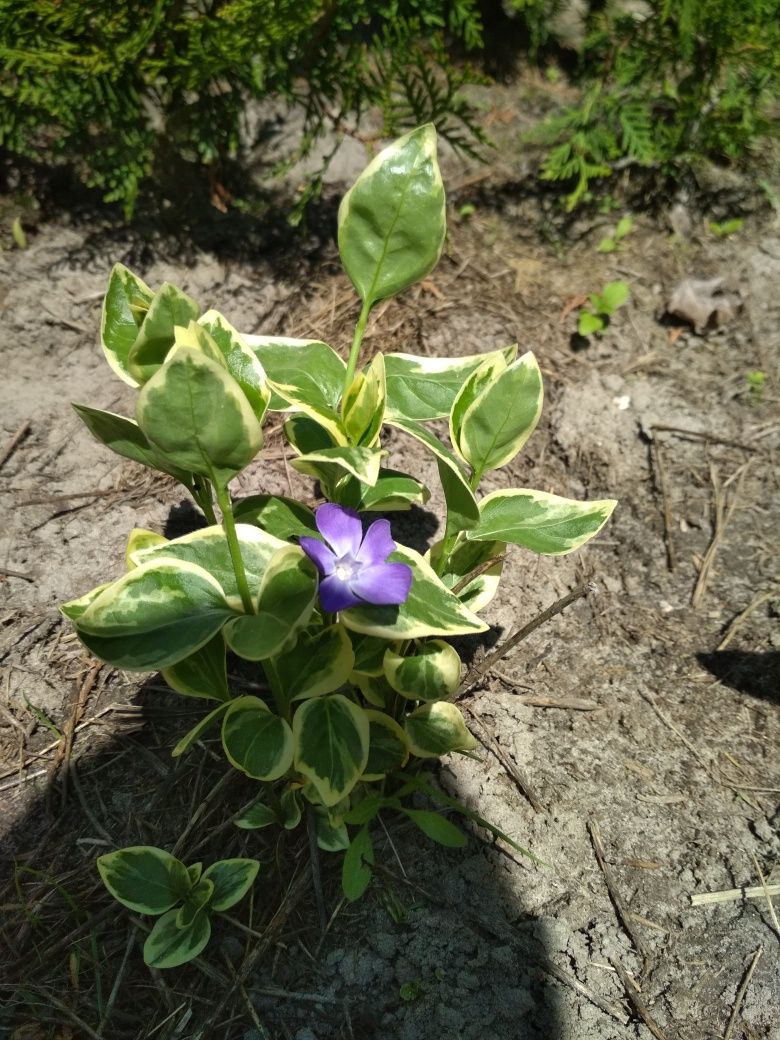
[1,163,778,1040]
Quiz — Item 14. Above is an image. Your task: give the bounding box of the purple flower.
[299,504,413,614]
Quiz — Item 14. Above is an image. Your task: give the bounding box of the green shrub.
[525,0,780,208]
[0,0,485,217]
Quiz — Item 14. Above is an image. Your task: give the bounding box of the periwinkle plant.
[63,125,616,966]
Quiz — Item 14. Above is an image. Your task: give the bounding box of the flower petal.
[319,574,363,613]
[315,504,362,557]
[355,518,396,566]
[299,537,337,576]
[351,562,413,606]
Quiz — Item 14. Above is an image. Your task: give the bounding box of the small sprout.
[745,369,766,404]
[577,280,630,336]
[709,218,743,238]
[399,980,426,1002]
[597,215,633,253]
[457,202,476,220]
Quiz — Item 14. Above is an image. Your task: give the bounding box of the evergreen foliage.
[525,0,780,208]
[0,1,485,216]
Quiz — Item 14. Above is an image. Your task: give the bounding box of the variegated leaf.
[290,445,384,488]
[162,633,229,701]
[405,701,477,759]
[293,695,369,806]
[243,335,346,414]
[136,347,262,483]
[197,310,271,422]
[335,469,429,513]
[341,353,385,447]
[338,125,445,307]
[429,537,505,613]
[72,405,190,482]
[100,263,154,386]
[265,624,354,703]
[383,639,461,701]
[362,710,409,780]
[384,346,518,422]
[467,489,617,555]
[339,545,487,640]
[221,696,294,781]
[127,282,200,384]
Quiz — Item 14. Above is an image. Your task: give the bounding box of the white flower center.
[334,554,360,582]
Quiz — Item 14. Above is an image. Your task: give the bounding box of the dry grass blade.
[611,959,670,1040]
[588,820,649,969]
[0,420,31,470]
[717,588,778,650]
[464,705,545,812]
[650,437,677,572]
[749,854,780,942]
[691,882,780,906]
[723,947,763,1040]
[691,462,750,609]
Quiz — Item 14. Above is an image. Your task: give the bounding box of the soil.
[1,81,778,1040]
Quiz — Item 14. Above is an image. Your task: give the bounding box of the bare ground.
[1,101,779,1040]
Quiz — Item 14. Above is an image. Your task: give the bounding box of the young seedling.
[578,280,630,336]
[597,215,633,252]
[709,218,743,238]
[66,126,617,952]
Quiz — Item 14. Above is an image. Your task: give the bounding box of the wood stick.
[611,959,670,1040]
[651,424,757,453]
[0,421,31,470]
[588,820,649,967]
[458,582,593,694]
[723,947,763,1040]
[651,438,677,572]
[465,707,546,813]
[692,462,749,609]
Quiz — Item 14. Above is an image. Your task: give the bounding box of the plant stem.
[343,298,372,393]
[192,475,217,525]
[215,480,255,614]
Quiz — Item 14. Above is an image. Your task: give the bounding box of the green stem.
[192,475,217,525]
[215,480,255,615]
[343,298,372,393]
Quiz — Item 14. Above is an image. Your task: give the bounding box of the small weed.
[399,980,426,1002]
[597,215,633,253]
[578,281,630,336]
[745,369,766,404]
[457,202,476,221]
[709,218,743,237]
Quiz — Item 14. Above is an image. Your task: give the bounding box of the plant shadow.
[1,640,568,1038]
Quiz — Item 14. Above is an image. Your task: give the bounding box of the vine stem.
[215,480,255,615]
[192,475,217,525]
[343,297,372,393]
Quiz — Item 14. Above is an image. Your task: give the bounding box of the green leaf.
[353,672,392,708]
[293,695,369,807]
[162,633,229,701]
[125,528,167,569]
[404,701,477,758]
[143,909,211,969]
[383,639,461,701]
[176,877,214,928]
[402,809,467,848]
[232,495,318,539]
[61,583,111,623]
[341,353,385,447]
[578,310,604,336]
[169,320,228,369]
[97,846,189,915]
[280,786,303,829]
[614,215,633,240]
[453,352,543,474]
[387,416,479,537]
[265,624,355,703]
[223,547,317,660]
[338,125,446,308]
[284,414,339,456]
[171,702,230,758]
[127,282,200,384]
[448,352,509,454]
[339,545,487,641]
[467,489,617,555]
[597,237,616,253]
[429,537,505,613]
[73,561,234,671]
[348,632,388,677]
[131,523,287,608]
[187,863,203,885]
[315,810,350,852]
[363,710,409,780]
[336,469,430,513]
[342,795,383,825]
[221,696,294,781]
[72,405,189,482]
[202,858,260,911]
[136,347,262,484]
[384,347,517,422]
[290,445,384,488]
[244,336,346,415]
[234,800,277,830]
[600,281,630,314]
[342,826,374,902]
[100,263,154,387]
[197,310,271,422]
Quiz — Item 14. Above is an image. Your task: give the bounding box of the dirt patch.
[1,123,778,1040]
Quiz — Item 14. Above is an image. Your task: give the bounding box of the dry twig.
[723,947,763,1040]
[0,420,31,470]
[691,462,750,609]
[588,820,649,969]
[611,959,670,1040]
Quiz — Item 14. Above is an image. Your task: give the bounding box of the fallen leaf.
[507,257,543,294]
[667,277,741,331]
[667,326,686,344]
[560,293,588,322]
[419,279,444,299]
